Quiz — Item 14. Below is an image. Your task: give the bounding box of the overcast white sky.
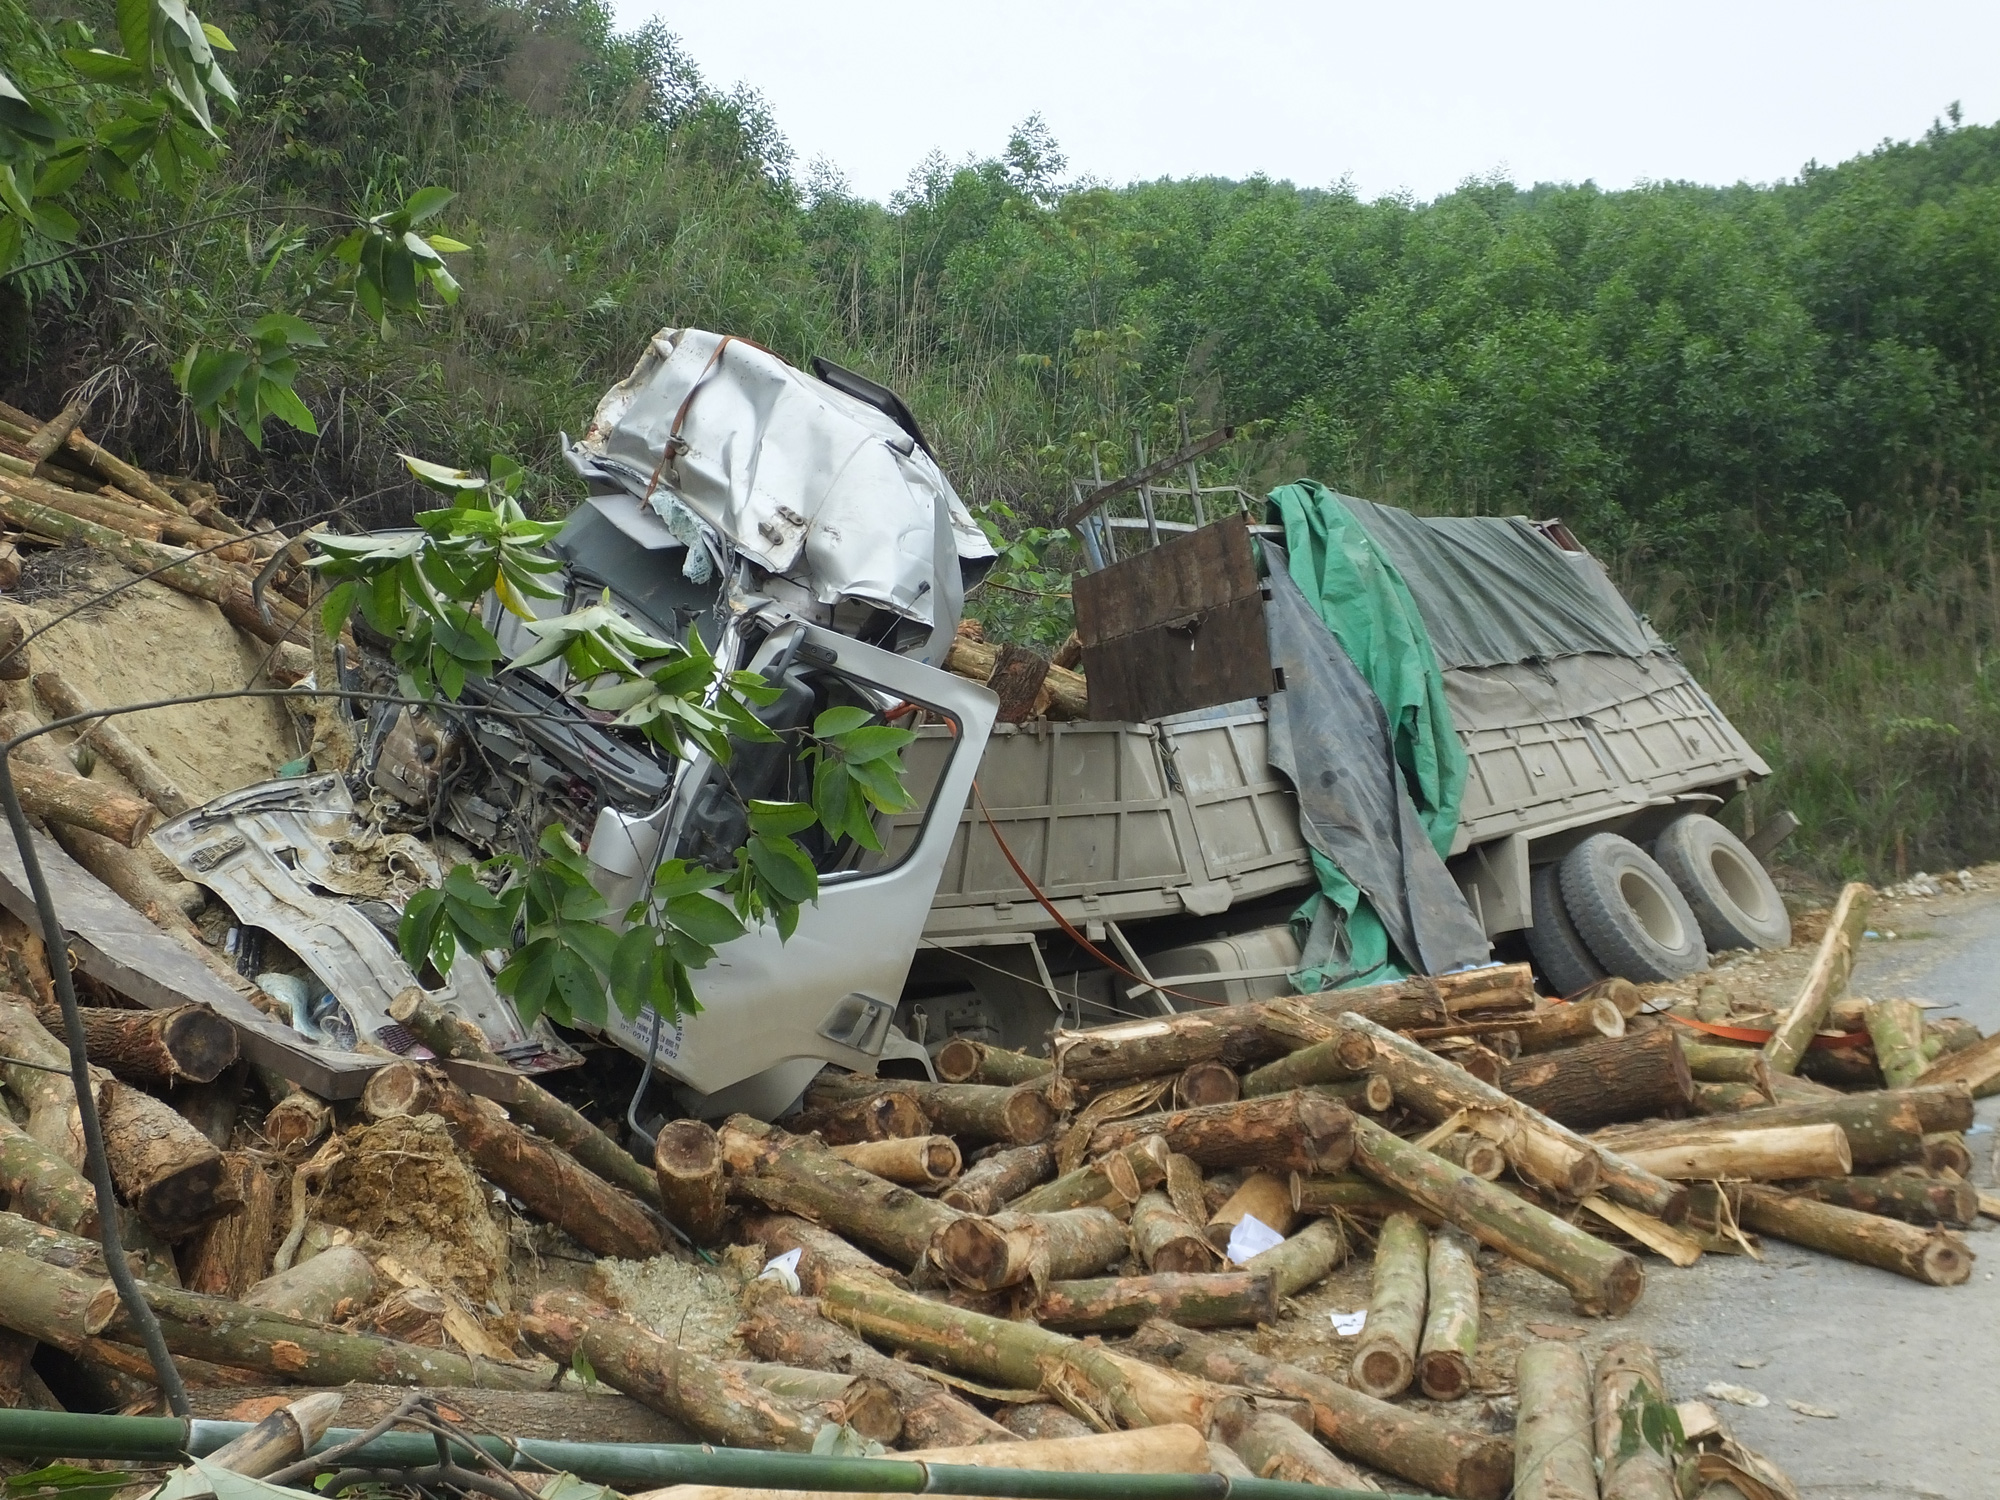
[608,1,2000,203]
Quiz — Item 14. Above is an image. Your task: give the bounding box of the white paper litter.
[1704,1382,1770,1408]
[1329,1310,1368,1336]
[756,1247,804,1294]
[1226,1214,1287,1265]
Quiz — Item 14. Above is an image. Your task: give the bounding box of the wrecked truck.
[160,328,1789,1123]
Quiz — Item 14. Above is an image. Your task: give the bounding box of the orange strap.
[972,783,1226,1009]
[1664,1011,1870,1051]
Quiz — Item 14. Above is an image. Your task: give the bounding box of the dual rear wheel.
[1525,814,1790,992]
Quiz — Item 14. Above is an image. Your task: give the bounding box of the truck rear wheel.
[1651,813,1792,953]
[1559,833,1709,981]
[1525,860,1610,997]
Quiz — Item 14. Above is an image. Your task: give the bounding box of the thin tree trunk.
[0,1248,551,1387]
[803,1075,1057,1145]
[653,1119,728,1245]
[1351,1116,1644,1315]
[260,1075,332,1153]
[1791,1173,1978,1227]
[1594,1341,1678,1500]
[31,671,195,817]
[1619,1123,1852,1181]
[1338,1011,1688,1222]
[1514,1342,1595,1500]
[1032,1270,1277,1332]
[1241,1216,1346,1298]
[27,1001,239,1086]
[241,1244,377,1323]
[1173,1060,1240,1108]
[1238,1031,1377,1097]
[361,1062,661,1260]
[0,1109,101,1236]
[1498,1028,1693,1128]
[1735,1186,1973,1284]
[1130,1190,1221,1273]
[1206,1170,1295,1246]
[390,992,663,1210]
[1215,1399,1374,1489]
[940,1142,1054,1214]
[935,1040,1053,1086]
[818,1272,1226,1433]
[786,1090,932,1144]
[720,1116,961,1268]
[1867,998,1931,1090]
[1593,1085,1970,1168]
[1124,1320,1513,1500]
[1513,996,1626,1053]
[734,1362,903,1446]
[1086,1090,1354,1174]
[998,1405,1092,1442]
[1764,882,1870,1074]
[1009,1135,1169,1216]
[1692,1079,1774,1115]
[1681,1042,1775,1096]
[1418,1229,1480,1401]
[933,1206,1128,1291]
[1352,1212,1427,1399]
[182,1152,281,1298]
[1914,1028,2000,1097]
[737,1211,908,1295]
[831,1134,962,1188]
[736,1293,1015,1447]
[522,1291,822,1449]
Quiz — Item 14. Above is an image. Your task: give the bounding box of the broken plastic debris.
[1329,1309,1367,1336]
[1786,1400,1838,1419]
[1704,1382,1770,1408]
[757,1247,804,1294]
[1226,1213,1287,1265]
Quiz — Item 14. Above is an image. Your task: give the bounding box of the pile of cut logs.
[0,402,1990,1495]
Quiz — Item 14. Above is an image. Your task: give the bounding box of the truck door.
[597,619,998,1119]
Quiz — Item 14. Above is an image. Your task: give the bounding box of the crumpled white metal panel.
[571,328,993,625]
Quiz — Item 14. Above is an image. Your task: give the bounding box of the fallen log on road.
[1352,1211,1427,1399]
[802,1075,1055,1145]
[1032,1271,1277,1333]
[940,1142,1054,1214]
[1497,1027,1693,1128]
[1735,1186,1974,1285]
[933,1206,1127,1291]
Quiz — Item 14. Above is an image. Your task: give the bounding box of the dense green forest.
[5,0,2000,880]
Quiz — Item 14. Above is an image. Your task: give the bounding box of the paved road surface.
[1613,889,2000,1500]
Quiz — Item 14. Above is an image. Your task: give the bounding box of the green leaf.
[827,724,914,764]
[813,705,875,738]
[748,800,817,838]
[402,186,456,226]
[115,0,152,74]
[663,891,747,948]
[427,235,471,253]
[258,377,317,435]
[9,1462,137,1500]
[60,49,145,85]
[249,311,325,348]
[201,22,236,51]
[183,347,250,410]
[401,453,487,491]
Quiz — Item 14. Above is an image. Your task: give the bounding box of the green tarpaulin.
[1266,480,1469,989]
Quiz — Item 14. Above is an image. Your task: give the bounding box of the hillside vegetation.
[6,0,1999,880]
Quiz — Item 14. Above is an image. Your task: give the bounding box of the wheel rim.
[1709,845,1774,921]
[1619,867,1685,950]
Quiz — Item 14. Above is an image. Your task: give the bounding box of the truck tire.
[1525,861,1610,997]
[1559,833,1708,981]
[1651,813,1792,953]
